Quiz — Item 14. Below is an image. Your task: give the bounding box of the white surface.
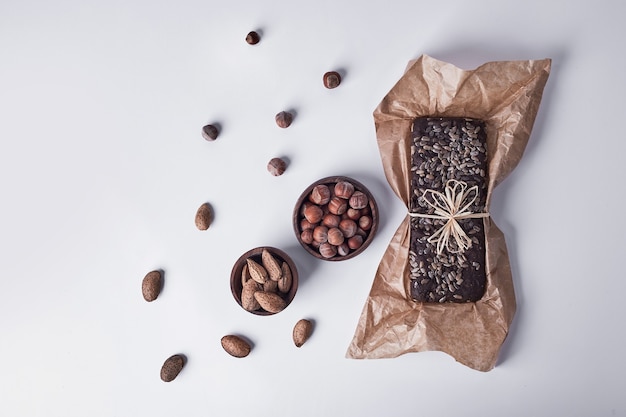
[1,0,624,416]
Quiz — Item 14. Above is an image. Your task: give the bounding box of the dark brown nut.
[313,225,329,243]
[334,181,354,199]
[221,335,251,358]
[349,191,368,210]
[338,219,357,238]
[328,196,347,215]
[275,111,293,128]
[300,229,314,244]
[195,202,212,230]
[310,184,331,205]
[359,215,373,231]
[267,157,287,176]
[142,270,162,302]
[278,262,292,293]
[201,124,219,141]
[323,71,341,89]
[293,319,313,347]
[245,31,260,45]
[337,242,350,257]
[160,354,185,382]
[246,258,268,284]
[318,242,337,258]
[347,235,364,250]
[303,205,323,224]
[321,213,340,228]
[327,227,345,246]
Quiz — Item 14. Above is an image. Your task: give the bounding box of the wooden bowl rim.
[292,175,378,261]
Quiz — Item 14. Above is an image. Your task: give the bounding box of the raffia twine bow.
[409,179,490,255]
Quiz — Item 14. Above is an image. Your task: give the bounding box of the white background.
[1,0,624,416]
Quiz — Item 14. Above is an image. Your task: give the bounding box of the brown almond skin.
[278,262,292,293]
[142,270,162,302]
[246,258,268,284]
[261,249,282,282]
[241,279,261,311]
[254,291,287,313]
[195,203,212,230]
[160,354,185,382]
[221,335,251,358]
[293,319,313,347]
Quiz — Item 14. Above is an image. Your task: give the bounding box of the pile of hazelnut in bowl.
[293,176,378,261]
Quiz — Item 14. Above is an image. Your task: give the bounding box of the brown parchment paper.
[346,55,551,371]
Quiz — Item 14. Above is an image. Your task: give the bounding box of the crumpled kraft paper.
[346,55,551,371]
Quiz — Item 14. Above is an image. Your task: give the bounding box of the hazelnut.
[346,208,361,220]
[300,218,315,231]
[323,71,341,89]
[310,184,331,205]
[337,243,350,257]
[275,111,293,128]
[327,227,345,246]
[347,235,363,250]
[359,215,373,231]
[319,242,337,258]
[322,213,340,228]
[328,196,347,215]
[313,225,329,243]
[334,181,354,199]
[267,157,287,176]
[201,124,219,141]
[245,31,260,45]
[300,229,314,244]
[338,219,357,238]
[349,191,368,210]
[303,205,323,224]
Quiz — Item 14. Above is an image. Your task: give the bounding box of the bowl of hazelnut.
[293,176,378,261]
[230,247,299,316]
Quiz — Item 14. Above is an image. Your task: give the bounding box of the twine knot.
[409,180,489,255]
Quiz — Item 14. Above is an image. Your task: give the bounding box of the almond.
[278,262,292,293]
[246,258,268,284]
[292,319,313,348]
[254,291,287,313]
[160,354,185,382]
[241,264,251,286]
[142,270,162,302]
[261,249,283,281]
[241,279,261,311]
[263,278,278,293]
[221,335,251,358]
[195,202,212,230]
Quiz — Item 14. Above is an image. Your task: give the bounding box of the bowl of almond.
[293,176,378,261]
[230,247,299,316]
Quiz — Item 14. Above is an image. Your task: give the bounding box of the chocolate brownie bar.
[409,117,488,303]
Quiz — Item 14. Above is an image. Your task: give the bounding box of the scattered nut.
[323,71,341,89]
[275,111,293,128]
[245,31,260,45]
[221,335,251,358]
[160,354,185,382]
[254,291,287,313]
[142,270,162,302]
[293,319,313,347]
[201,124,219,141]
[195,202,212,230]
[267,157,287,176]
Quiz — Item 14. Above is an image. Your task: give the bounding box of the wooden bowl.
[230,247,299,316]
[293,176,378,261]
